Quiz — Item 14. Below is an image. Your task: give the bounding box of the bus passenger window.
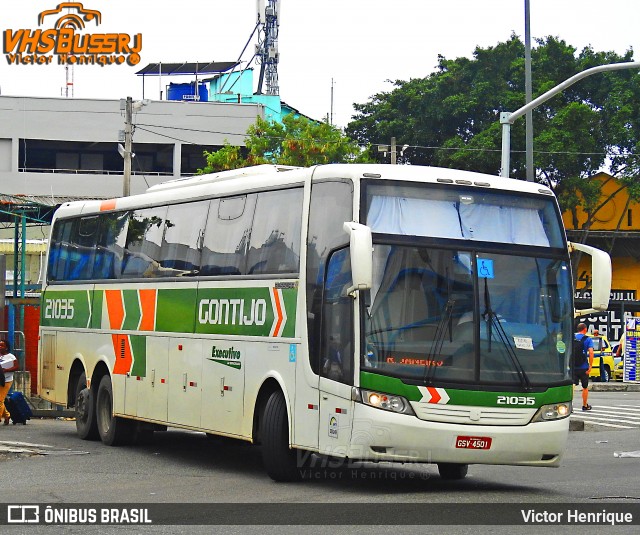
[200,195,256,276]
[159,200,209,275]
[93,212,129,279]
[247,189,303,275]
[122,207,167,278]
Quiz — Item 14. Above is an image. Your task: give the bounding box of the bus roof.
[52,164,555,219]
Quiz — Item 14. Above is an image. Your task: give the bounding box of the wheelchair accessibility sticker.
[477,258,494,279]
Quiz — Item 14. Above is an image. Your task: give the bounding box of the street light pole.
[500,61,640,178]
[524,0,534,181]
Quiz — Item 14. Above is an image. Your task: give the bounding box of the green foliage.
[345,35,640,219]
[200,114,371,173]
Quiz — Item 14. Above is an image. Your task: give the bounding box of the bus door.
[318,249,354,456]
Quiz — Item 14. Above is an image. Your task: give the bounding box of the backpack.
[573,335,588,368]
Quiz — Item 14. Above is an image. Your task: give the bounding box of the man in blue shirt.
[574,323,594,411]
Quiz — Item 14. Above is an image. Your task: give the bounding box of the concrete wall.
[0,95,263,197]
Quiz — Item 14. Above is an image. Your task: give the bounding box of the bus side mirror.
[343,222,373,296]
[568,241,612,316]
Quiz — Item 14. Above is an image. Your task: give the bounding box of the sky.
[1,0,639,129]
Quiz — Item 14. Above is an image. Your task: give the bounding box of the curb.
[589,382,640,392]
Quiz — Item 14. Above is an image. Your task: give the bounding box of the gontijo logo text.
[3,2,142,66]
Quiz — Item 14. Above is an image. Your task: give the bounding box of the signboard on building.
[623,318,639,383]
[576,289,638,342]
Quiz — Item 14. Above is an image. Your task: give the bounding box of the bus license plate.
[456,436,492,449]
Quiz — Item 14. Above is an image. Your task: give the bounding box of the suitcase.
[5,391,33,425]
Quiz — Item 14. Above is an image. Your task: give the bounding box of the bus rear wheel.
[437,462,468,480]
[261,390,302,482]
[75,372,99,440]
[95,375,135,446]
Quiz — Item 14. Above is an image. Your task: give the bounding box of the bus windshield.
[362,182,573,387]
[365,182,565,248]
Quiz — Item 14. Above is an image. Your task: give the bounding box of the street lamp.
[500,62,640,178]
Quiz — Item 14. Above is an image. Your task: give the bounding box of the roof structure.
[0,194,105,225]
[135,61,239,76]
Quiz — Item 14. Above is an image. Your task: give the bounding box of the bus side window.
[200,195,255,276]
[160,200,209,274]
[122,207,167,278]
[47,220,73,281]
[93,212,129,279]
[60,216,99,281]
[247,188,303,275]
[320,248,354,385]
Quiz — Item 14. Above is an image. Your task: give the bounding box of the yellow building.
[563,171,640,342]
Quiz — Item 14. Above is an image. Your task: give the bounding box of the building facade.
[0,95,264,198]
[563,172,640,341]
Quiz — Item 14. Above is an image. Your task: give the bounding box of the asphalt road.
[1,390,639,534]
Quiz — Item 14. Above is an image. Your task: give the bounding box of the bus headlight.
[354,388,415,415]
[531,402,572,422]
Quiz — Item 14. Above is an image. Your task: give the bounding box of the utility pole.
[391,137,397,164]
[524,0,534,181]
[123,96,133,197]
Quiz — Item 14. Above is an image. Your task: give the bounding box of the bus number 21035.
[496,395,536,406]
[44,298,75,320]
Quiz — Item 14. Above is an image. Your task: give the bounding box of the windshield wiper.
[423,297,455,385]
[482,278,532,391]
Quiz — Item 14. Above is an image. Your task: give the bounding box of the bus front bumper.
[347,403,569,467]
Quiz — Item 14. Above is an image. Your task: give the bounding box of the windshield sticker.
[477,258,494,279]
[513,336,534,351]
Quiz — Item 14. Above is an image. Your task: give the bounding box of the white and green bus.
[38,163,611,481]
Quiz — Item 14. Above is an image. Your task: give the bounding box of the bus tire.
[437,462,468,480]
[75,372,99,440]
[95,375,135,446]
[261,390,302,482]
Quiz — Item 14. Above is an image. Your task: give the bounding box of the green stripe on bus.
[130,335,147,377]
[122,290,141,330]
[41,289,92,329]
[155,289,197,333]
[360,371,572,407]
[91,289,103,330]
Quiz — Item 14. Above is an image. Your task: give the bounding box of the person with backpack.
[574,323,594,411]
[0,338,20,425]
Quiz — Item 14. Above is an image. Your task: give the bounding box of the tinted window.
[122,206,168,278]
[306,180,353,374]
[159,200,209,274]
[93,212,129,279]
[200,195,255,276]
[47,220,73,281]
[247,189,303,275]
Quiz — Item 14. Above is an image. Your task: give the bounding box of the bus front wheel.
[95,375,135,446]
[261,391,302,482]
[75,373,99,440]
[438,462,468,480]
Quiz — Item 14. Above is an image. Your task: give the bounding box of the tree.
[200,114,371,173]
[345,35,640,214]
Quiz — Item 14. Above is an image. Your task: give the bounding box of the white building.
[0,95,264,198]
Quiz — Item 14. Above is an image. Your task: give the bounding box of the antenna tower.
[256,0,280,95]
